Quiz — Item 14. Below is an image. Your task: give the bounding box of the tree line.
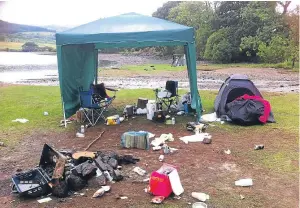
[21,42,56,52]
[152,1,299,66]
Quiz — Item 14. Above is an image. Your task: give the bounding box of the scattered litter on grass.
[169,147,178,153]
[173,195,181,199]
[151,133,174,147]
[92,186,111,198]
[12,118,28,123]
[119,196,128,199]
[74,192,85,196]
[0,142,5,146]
[153,146,162,151]
[254,145,264,150]
[143,178,150,182]
[191,192,210,202]
[43,111,49,116]
[200,112,220,122]
[133,167,146,176]
[76,132,85,138]
[163,144,170,154]
[179,133,212,144]
[37,197,52,203]
[224,149,231,155]
[186,122,207,133]
[158,155,164,162]
[240,194,245,199]
[192,202,208,208]
[151,196,165,204]
[177,111,185,115]
[106,115,121,125]
[202,137,212,144]
[235,178,253,187]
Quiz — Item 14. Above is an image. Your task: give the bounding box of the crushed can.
[163,145,170,154]
[254,145,264,150]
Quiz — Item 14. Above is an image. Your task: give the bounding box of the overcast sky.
[0,0,168,26]
[0,0,298,27]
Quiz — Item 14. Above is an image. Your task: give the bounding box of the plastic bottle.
[158,155,164,162]
[80,125,85,133]
[172,117,175,125]
[235,178,253,186]
[191,192,210,202]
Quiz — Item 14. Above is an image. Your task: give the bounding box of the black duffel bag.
[225,99,265,125]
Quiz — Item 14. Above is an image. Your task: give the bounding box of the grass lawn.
[0,42,24,50]
[0,86,298,207]
[0,86,298,143]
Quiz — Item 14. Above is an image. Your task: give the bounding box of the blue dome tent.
[55,13,202,120]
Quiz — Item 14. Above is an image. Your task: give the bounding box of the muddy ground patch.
[0,118,298,208]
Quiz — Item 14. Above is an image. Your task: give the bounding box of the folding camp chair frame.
[79,87,118,126]
[154,81,179,112]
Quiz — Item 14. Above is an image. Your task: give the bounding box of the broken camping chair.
[79,83,118,126]
[154,80,179,112]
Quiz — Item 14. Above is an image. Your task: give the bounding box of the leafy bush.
[204,29,234,63]
[257,36,288,63]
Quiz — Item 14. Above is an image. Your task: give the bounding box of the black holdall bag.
[225,99,265,125]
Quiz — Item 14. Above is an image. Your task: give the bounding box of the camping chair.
[154,80,179,112]
[79,83,118,126]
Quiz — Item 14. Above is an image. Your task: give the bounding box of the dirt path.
[0,118,298,208]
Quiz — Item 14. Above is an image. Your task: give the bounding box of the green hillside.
[0,20,54,33]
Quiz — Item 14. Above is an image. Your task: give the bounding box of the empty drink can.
[254,145,264,150]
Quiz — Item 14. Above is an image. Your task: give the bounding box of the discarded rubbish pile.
[11,144,139,198]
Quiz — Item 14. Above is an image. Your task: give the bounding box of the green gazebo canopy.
[55,13,202,119]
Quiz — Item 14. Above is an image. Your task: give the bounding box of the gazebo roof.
[56,12,194,45]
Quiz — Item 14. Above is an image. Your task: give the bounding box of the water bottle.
[80,125,85,133]
[235,178,253,186]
